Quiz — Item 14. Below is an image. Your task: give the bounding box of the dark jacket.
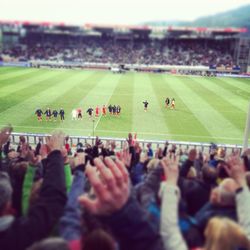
[0,150,67,250]
[100,196,164,250]
[181,179,213,216]
[195,202,237,233]
[60,167,164,250]
[180,159,194,178]
[131,162,146,185]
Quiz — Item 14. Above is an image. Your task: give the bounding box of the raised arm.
[160,157,188,250]
[78,156,163,250]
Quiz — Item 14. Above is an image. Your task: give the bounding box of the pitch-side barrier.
[10,132,243,154]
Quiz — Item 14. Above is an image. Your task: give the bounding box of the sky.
[0,0,250,25]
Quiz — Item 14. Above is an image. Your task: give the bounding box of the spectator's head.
[76,142,84,153]
[217,162,230,179]
[156,147,163,159]
[27,238,69,250]
[84,229,116,250]
[19,135,26,144]
[216,148,226,160]
[128,133,132,140]
[0,172,13,216]
[204,217,250,250]
[201,165,217,185]
[147,158,160,172]
[210,178,237,206]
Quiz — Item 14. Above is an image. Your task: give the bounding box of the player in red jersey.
[77,108,82,120]
[171,98,175,109]
[102,105,107,116]
[95,106,99,117]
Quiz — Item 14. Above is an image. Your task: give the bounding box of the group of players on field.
[165,97,175,109]
[35,108,65,122]
[72,105,122,120]
[35,105,122,121]
[143,97,175,111]
[35,99,174,121]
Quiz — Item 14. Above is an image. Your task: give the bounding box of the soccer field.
[0,67,249,144]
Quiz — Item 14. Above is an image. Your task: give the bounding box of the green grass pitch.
[0,66,249,144]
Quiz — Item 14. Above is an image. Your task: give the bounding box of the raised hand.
[78,157,130,216]
[161,156,179,185]
[110,141,116,151]
[225,152,246,186]
[0,125,13,148]
[46,131,65,152]
[116,147,132,168]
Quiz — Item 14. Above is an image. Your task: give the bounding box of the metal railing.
[10,132,243,154]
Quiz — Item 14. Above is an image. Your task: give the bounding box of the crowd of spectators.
[0,125,250,250]
[0,37,234,67]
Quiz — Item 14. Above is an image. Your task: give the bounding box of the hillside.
[145,4,250,30]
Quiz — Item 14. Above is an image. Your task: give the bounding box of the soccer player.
[95,106,99,117]
[77,108,83,120]
[52,109,58,122]
[108,104,113,115]
[35,108,43,122]
[171,98,175,109]
[59,108,65,121]
[86,107,94,118]
[113,105,117,115]
[44,108,52,121]
[143,101,149,112]
[165,97,170,108]
[117,105,121,115]
[102,105,107,116]
[71,109,77,120]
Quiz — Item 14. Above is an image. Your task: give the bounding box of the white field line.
[94,92,113,131]
[93,78,121,131]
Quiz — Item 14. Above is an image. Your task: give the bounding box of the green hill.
[145,4,250,31]
[189,4,250,28]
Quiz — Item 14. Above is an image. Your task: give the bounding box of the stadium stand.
[0,37,235,67]
[0,126,250,250]
[0,22,249,73]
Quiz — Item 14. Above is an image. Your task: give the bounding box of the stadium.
[0,21,249,145]
[0,1,250,250]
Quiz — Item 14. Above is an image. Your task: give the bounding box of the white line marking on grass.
[0,124,243,141]
[92,76,122,132]
[94,92,114,131]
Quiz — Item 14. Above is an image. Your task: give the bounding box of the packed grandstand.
[0,21,248,73]
[0,18,250,250]
[0,35,235,66]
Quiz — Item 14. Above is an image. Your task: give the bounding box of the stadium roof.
[0,20,247,40]
[0,20,247,34]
